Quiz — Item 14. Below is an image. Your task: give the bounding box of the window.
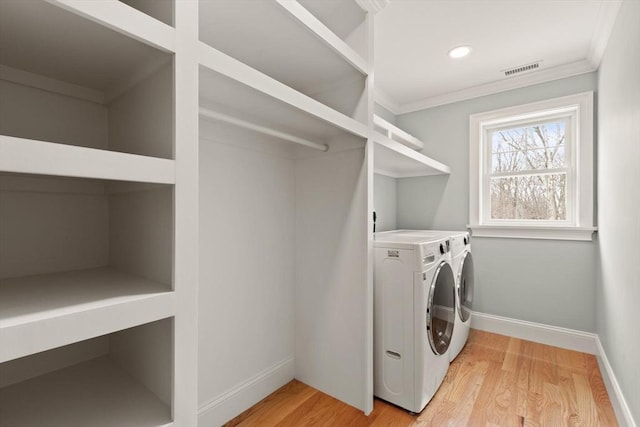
[469,92,595,241]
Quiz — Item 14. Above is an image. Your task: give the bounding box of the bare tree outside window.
[489,120,567,220]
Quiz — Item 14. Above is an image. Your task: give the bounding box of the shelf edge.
[198,42,369,140]
[0,290,175,363]
[44,0,175,53]
[372,131,451,176]
[0,136,176,184]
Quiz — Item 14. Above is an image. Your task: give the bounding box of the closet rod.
[199,107,329,152]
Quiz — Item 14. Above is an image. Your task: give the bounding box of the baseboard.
[471,311,597,354]
[595,336,637,427]
[198,356,295,426]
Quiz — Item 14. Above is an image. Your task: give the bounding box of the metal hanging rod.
[199,107,329,152]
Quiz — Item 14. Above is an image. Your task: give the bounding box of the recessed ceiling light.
[448,45,472,59]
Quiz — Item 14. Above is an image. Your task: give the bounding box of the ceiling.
[374,0,620,113]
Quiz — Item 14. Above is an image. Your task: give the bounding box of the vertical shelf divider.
[173,1,200,425]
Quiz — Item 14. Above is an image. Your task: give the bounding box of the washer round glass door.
[458,251,474,322]
[427,261,456,355]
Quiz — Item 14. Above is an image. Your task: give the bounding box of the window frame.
[469,92,596,241]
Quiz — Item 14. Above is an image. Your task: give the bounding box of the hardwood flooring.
[224,330,617,426]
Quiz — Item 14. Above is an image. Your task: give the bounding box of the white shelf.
[45,0,175,52]
[0,356,172,427]
[373,114,424,151]
[373,131,451,178]
[0,0,172,100]
[198,0,368,118]
[298,0,368,43]
[0,136,175,184]
[274,0,368,74]
[199,43,369,145]
[0,267,174,362]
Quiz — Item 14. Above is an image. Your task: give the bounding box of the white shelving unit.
[1,357,171,427]
[0,267,174,362]
[0,319,174,427]
[1,1,450,425]
[0,0,196,425]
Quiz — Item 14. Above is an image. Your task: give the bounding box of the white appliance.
[390,230,474,361]
[373,231,456,413]
[446,231,473,360]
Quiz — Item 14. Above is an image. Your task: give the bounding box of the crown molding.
[373,87,401,115]
[398,59,596,114]
[587,0,622,68]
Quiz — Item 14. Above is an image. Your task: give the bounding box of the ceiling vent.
[503,61,541,77]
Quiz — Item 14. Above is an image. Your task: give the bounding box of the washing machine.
[390,230,474,361]
[373,231,456,413]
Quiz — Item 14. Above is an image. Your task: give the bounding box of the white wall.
[394,72,598,332]
[0,175,108,279]
[198,127,295,419]
[110,318,173,406]
[0,79,108,149]
[108,64,173,159]
[294,146,369,411]
[596,0,640,423]
[108,187,173,286]
[373,173,396,232]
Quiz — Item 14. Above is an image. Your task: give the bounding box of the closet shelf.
[0,267,174,363]
[274,0,369,75]
[0,356,173,427]
[0,0,173,102]
[0,136,175,184]
[199,42,369,143]
[46,0,175,52]
[298,0,369,44]
[199,0,368,100]
[373,115,424,151]
[373,131,451,178]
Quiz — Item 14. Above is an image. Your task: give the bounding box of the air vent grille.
[503,62,540,76]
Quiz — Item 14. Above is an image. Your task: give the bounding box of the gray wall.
[374,102,397,124]
[373,174,397,232]
[596,0,640,422]
[395,72,598,332]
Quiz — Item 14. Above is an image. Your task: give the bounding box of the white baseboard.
[471,311,597,354]
[595,336,637,427]
[198,356,295,426]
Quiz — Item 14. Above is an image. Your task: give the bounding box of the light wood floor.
[225,330,617,426]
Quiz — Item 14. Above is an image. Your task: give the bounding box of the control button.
[439,243,445,254]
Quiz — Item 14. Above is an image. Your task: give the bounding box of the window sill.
[467,225,597,241]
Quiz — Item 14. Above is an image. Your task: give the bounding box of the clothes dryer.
[373,231,455,413]
[440,231,473,361]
